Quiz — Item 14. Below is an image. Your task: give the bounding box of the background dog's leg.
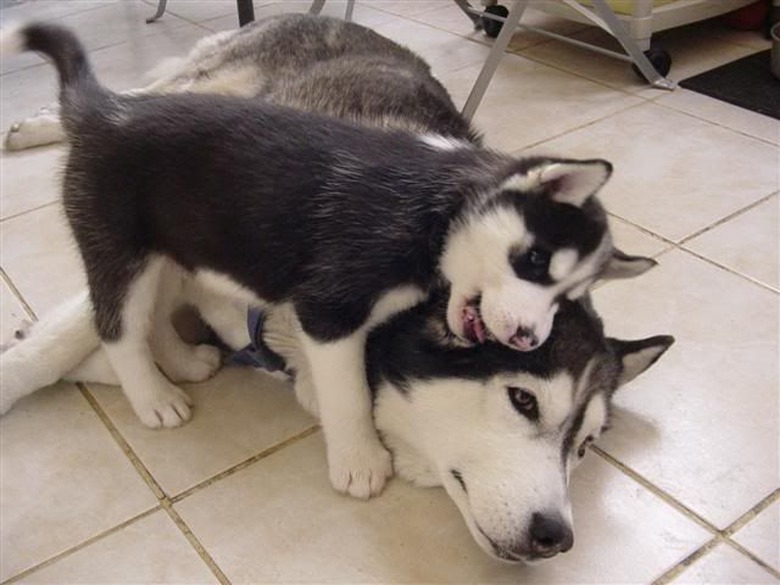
[63,350,120,385]
[150,268,221,383]
[101,257,193,429]
[3,103,66,151]
[301,332,393,499]
[182,279,250,351]
[0,291,97,414]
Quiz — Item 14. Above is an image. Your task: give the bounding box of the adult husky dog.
[1,19,651,500]
[0,287,674,563]
[4,13,480,151]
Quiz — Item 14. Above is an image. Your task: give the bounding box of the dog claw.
[132,383,193,429]
[328,441,393,499]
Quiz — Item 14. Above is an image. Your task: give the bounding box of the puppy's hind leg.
[99,256,193,429]
[149,267,221,384]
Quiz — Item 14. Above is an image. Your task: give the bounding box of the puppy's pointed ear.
[609,335,675,388]
[538,159,613,207]
[602,248,657,280]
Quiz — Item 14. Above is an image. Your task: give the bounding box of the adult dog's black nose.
[529,513,574,558]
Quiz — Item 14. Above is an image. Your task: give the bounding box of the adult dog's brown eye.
[507,386,539,421]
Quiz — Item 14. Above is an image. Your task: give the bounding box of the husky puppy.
[0,286,674,563]
[2,22,647,499]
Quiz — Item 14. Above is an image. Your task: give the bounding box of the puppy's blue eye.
[508,386,539,421]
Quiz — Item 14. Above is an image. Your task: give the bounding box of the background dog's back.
[4,13,480,151]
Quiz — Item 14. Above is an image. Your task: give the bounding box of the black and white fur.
[0,283,674,563]
[1,19,651,500]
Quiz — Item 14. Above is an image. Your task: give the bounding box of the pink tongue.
[464,306,486,344]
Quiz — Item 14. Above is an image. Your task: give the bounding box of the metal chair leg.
[309,0,355,20]
[309,0,326,15]
[461,0,528,121]
[145,0,168,23]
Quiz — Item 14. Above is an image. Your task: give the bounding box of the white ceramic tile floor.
[0,1,777,583]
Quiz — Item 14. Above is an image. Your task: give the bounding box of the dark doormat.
[679,50,780,120]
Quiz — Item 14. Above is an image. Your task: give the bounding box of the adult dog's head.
[370,298,673,563]
[440,157,654,352]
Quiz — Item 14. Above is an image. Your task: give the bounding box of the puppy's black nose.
[529,513,574,558]
[511,327,539,351]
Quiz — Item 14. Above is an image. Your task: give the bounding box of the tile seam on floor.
[595,447,780,579]
[161,501,232,585]
[591,444,720,534]
[723,488,780,537]
[77,382,167,500]
[0,266,36,320]
[514,99,648,154]
[651,536,720,585]
[652,95,780,148]
[652,532,780,584]
[723,535,780,580]
[170,424,321,503]
[604,196,780,295]
[513,48,652,99]
[676,245,780,295]
[677,191,779,247]
[0,200,60,225]
[77,382,233,584]
[0,506,161,585]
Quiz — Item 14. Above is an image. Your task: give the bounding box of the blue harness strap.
[227,308,289,373]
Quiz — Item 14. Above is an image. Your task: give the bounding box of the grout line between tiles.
[76,382,233,583]
[77,382,167,500]
[652,97,780,148]
[601,197,780,295]
[171,424,321,503]
[677,191,779,247]
[0,266,36,320]
[723,536,780,580]
[591,444,720,534]
[595,449,780,582]
[0,506,161,585]
[676,246,779,295]
[515,99,648,154]
[651,537,720,585]
[0,200,61,225]
[723,488,780,537]
[161,502,232,585]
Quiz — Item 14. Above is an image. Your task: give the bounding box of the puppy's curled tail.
[1,22,108,131]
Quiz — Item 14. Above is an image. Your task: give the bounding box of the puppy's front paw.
[131,383,193,429]
[327,439,393,499]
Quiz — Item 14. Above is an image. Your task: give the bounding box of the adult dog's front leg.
[302,332,393,499]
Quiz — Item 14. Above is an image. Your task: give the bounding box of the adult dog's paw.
[131,383,194,429]
[159,343,222,384]
[4,107,64,151]
[327,439,394,499]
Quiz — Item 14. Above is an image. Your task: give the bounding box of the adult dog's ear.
[537,159,613,207]
[602,248,657,280]
[609,335,675,387]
